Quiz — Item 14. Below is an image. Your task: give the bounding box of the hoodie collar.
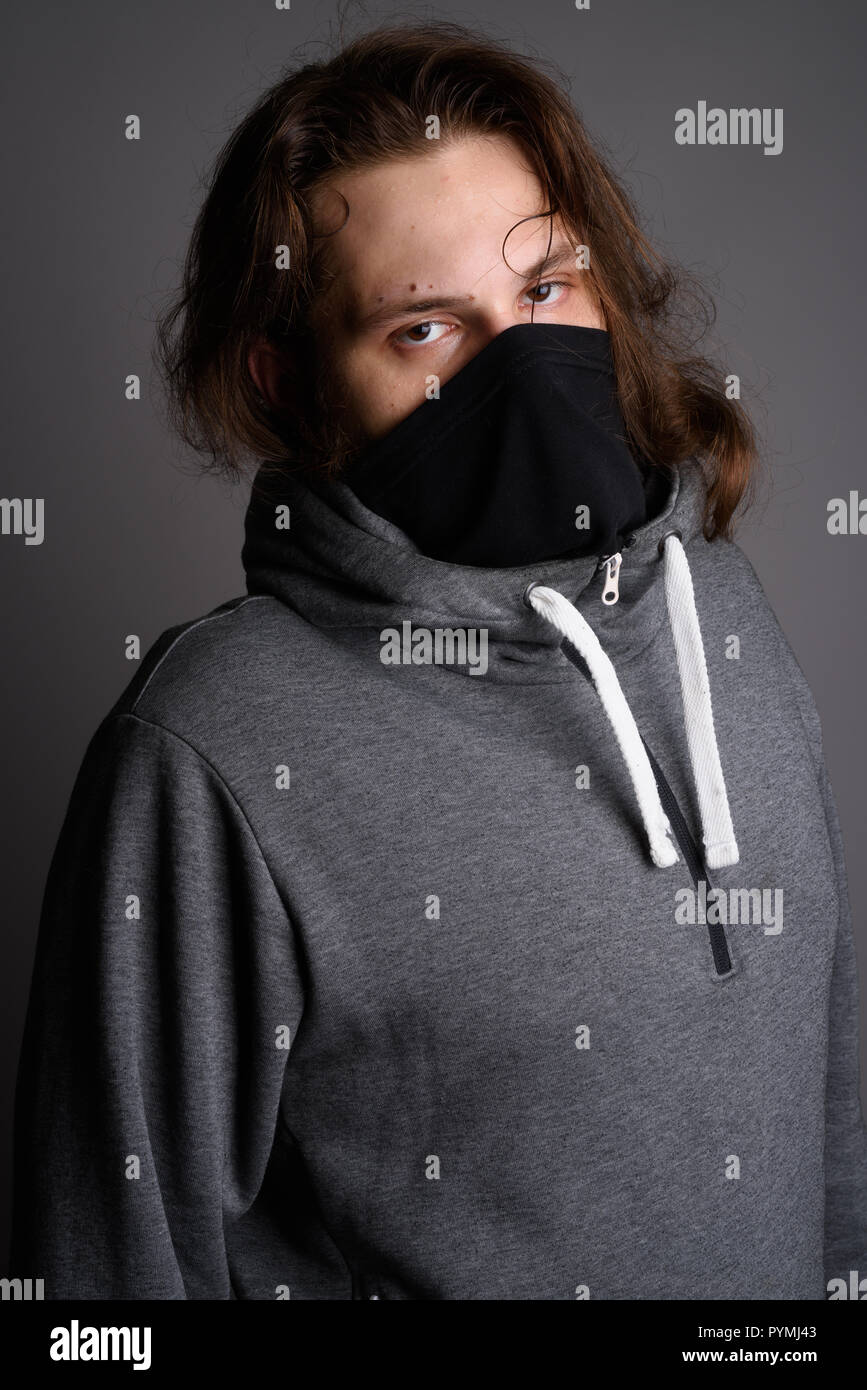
[241,454,739,875]
[241,454,710,683]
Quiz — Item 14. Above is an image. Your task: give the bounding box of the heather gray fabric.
[11,455,867,1299]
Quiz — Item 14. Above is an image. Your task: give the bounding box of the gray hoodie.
[11,454,867,1299]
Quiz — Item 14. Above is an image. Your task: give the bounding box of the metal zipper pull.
[600,552,622,605]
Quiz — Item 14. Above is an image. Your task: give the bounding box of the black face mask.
[346,321,659,568]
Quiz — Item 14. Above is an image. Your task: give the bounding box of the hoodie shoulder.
[700,534,826,767]
[105,591,316,749]
[713,536,799,654]
[689,530,786,637]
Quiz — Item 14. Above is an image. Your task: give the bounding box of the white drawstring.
[525,534,739,870]
[525,583,679,868]
[660,534,739,869]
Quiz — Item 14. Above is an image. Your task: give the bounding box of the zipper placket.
[639,736,734,978]
[568,503,734,977]
[559,638,734,980]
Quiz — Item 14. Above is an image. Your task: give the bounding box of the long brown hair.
[154,19,759,539]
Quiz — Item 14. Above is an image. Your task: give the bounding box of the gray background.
[2,0,865,1269]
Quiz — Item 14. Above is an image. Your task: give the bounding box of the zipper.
[640,735,733,978]
[598,552,622,605]
[558,640,734,979]
[596,529,637,605]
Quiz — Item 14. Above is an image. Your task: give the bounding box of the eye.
[523,280,568,306]
[394,320,452,346]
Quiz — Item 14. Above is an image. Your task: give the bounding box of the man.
[11,21,867,1300]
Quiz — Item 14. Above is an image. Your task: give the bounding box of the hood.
[242,453,737,878]
[242,453,708,674]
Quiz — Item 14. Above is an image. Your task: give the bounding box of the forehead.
[309,134,568,309]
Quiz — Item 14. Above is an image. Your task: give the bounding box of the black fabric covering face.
[346,321,655,568]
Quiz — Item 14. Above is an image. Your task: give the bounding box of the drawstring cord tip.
[705,841,740,869]
[651,836,680,869]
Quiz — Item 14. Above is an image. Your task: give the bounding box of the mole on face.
[409,283,416,291]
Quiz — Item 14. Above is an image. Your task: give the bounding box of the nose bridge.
[434,316,533,393]
[473,313,529,347]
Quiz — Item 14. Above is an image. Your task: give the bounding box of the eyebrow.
[356,238,579,331]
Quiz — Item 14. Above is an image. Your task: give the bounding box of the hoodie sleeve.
[772,619,867,1289]
[10,710,305,1299]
